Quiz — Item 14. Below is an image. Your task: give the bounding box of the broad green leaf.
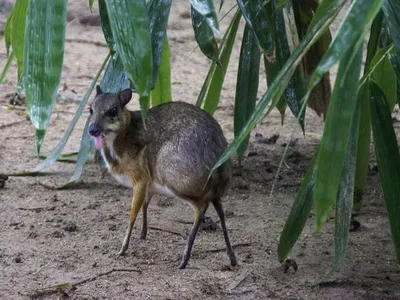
[308,0,384,91]
[389,53,400,79]
[197,8,241,114]
[326,102,359,278]
[212,1,344,173]
[99,0,116,58]
[309,0,339,29]
[24,53,111,174]
[274,1,305,128]
[364,10,383,72]
[353,82,371,212]
[234,24,260,163]
[0,51,14,85]
[369,80,400,264]
[276,0,289,9]
[278,148,318,262]
[11,0,28,76]
[150,36,172,107]
[105,0,153,118]
[293,0,331,120]
[190,0,220,62]
[314,45,363,231]
[388,53,400,107]
[382,0,400,51]
[100,55,131,93]
[148,0,172,86]
[370,47,397,110]
[236,0,273,56]
[4,10,13,56]
[353,12,382,209]
[89,0,95,11]
[24,0,67,154]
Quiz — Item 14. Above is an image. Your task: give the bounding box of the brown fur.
[88,86,237,269]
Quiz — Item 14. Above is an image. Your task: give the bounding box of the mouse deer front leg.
[118,179,148,255]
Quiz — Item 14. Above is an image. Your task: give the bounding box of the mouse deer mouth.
[92,134,105,150]
[88,124,105,150]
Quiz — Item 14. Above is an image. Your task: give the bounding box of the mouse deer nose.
[88,124,103,137]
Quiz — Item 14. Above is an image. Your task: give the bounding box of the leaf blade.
[369,80,400,264]
[234,24,260,162]
[278,148,318,262]
[212,1,344,172]
[314,44,363,231]
[11,0,28,76]
[150,36,172,106]
[190,0,220,61]
[24,0,67,153]
[236,0,273,55]
[27,53,110,174]
[105,0,153,117]
[197,8,241,114]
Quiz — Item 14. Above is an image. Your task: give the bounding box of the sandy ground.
[1,1,400,299]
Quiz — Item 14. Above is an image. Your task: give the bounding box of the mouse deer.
[88,86,237,269]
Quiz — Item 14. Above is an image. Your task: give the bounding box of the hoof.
[118,248,127,256]
[230,258,238,267]
[178,259,188,269]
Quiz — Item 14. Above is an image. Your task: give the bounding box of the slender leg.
[140,190,153,240]
[118,181,148,255]
[178,202,209,269]
[212,197,237,266]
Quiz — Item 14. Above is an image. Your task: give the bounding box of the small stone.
[64,222,77,232]
[108,224,117,231]
[200,216,217,232]
[14,256,22,263]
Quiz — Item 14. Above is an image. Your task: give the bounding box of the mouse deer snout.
[88,124,103,137]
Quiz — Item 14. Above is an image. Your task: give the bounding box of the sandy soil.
[1,1,400,299]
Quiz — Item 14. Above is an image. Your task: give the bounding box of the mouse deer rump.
[141,101,232,201]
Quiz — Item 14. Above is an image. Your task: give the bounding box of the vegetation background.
[0,0,400,299]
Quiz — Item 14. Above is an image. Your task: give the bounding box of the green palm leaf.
[369,80,400,264]
[236,0,273,55]
[190,0,220,62]
[197,8,241,114]
[234,24,260,164]
[105,0,153,118]
[24,0,67,154]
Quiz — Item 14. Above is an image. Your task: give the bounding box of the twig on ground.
[5,135,35,140]
[30,268,141,299]
[72,268,141,286]
[148,224,185,238]
[18,206,56,212]
[65,38,108,47]
[30,262,50,276]
[227,271,250,291]
[0,120,28,129]
[207,242,252,253]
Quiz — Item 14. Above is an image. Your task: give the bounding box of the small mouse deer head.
[88,85,132,150]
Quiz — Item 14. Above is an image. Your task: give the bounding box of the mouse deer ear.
[96,85,103,96]
[119,89,132,108]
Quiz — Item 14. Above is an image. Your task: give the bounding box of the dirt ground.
[1,1,400,299]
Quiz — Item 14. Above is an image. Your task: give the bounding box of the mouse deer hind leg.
[118,180,148,256]
[212,197,237,266]
[178,201,209,269]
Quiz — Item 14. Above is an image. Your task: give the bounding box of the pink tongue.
[93,135,103,150]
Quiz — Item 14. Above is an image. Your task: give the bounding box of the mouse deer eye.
[105,107,118,118]
[89,107,93,115]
